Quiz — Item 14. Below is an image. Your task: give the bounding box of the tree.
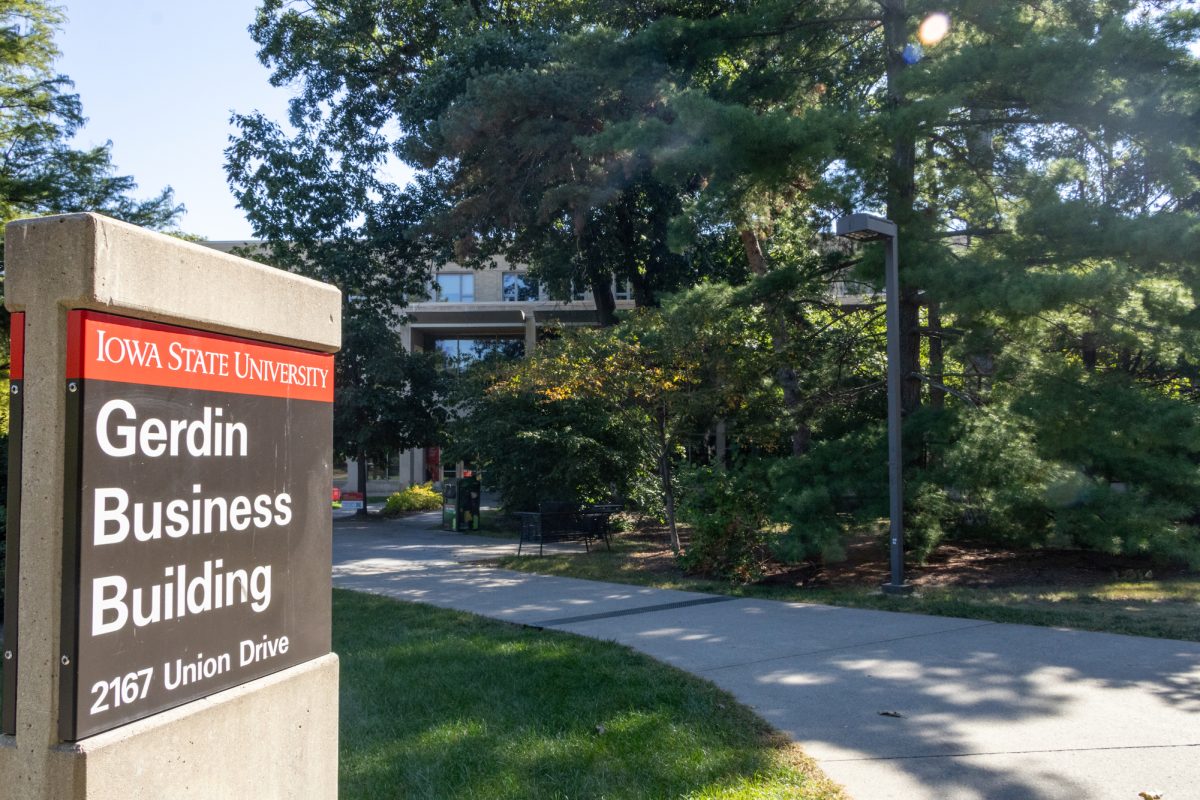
[0,0,182,237]
[335,304,448,508]
[225,126,452,513]
[233,0,1200,564]
[445,355,659,515]
[570,0,1200,564]
[0,0,185,617]
[232,0,759,318]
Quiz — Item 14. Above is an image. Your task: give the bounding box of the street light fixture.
[834,213,913,595]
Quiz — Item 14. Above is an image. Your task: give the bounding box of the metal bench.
[515,504,618,556]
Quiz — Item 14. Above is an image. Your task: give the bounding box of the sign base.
[0,655,337,800]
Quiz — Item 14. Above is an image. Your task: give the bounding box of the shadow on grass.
[491,550,1200,643]
[331,525,1200,800]
[334,590,841,800]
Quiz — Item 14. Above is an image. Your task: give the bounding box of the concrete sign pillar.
[0,214,341,799]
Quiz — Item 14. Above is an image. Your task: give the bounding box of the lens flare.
[918,12,951,46]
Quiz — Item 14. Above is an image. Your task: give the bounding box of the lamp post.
[834,213,912,595]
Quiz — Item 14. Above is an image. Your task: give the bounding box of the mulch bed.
[618,527,1193,590]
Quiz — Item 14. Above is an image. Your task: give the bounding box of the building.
[374,258,637,492]
[202,242,635,493]
[202,242,876,493]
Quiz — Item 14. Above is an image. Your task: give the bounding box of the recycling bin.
[443,476,481,531]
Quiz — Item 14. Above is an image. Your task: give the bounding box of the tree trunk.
[356,446,369,517]
[883,0,922,418]
[658,410,680,554]
[630,270,654,308]
[714,418,727,471]
[589,268,618,326]
[740,229,768,276]
[1082,332,1098,371]
[738,227,809,455]
[966,107,996,171]
[576,210,619,326]
[616,190,656,308]
[928,302,945,410]
[1082,310,1099,371]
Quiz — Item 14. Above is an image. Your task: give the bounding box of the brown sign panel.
[2,311,25,735]
[58,311,334,741]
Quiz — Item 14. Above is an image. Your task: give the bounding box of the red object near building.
[425,446,442,482]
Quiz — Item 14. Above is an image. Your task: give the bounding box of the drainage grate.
[535,596,734,627]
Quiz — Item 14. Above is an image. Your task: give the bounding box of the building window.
[502,273,540,302]
[433,337,524,369]
[435,273,474,303]
[614,277,631,301]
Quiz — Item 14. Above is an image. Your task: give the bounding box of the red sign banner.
[10,311,24,381]
[66,311,333,402]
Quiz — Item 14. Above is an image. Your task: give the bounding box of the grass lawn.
[489,537,1200,643]
[335,589,844,800]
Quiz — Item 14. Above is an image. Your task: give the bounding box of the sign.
[2,312,25,736]
[58,311,334,741]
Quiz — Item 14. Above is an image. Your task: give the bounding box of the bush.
[381,483,442,516]
[678,465,770,582]
[447,371,657,513]
[769,424,887,565]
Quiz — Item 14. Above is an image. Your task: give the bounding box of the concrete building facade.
[202,243,635,494]
[367,258,637,493]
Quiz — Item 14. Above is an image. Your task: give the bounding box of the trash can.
[442,477,481,531]
[441,480,456,530]
[456,476,481,531]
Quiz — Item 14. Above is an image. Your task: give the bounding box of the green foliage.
[934,407,1055,546]
[768,424,885,566]
[381,482,442,515]
[334,590,844,799]
[227,47,452,497]
[678,465,771,582]
[232,0,1200,573]
[0,0,182,235]
[447,359,657,512]
[232,0,758,316]
[332,307,448,473]
[0,4,185,600]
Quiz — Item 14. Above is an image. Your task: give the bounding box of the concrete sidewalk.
[332,514,1200,800]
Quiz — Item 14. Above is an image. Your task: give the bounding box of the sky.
[58,1,300,241]
[54,3,1200,241]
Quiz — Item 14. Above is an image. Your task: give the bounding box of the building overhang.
[406,306,603,329]
[533,309,601,326]
[407,309,527,328]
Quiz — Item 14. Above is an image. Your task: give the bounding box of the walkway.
[332,513,1200,800]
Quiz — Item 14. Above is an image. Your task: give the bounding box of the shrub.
[448,373,657,513]
[381,483,443,516]
[678,465,770,582]
[769,424,887,565]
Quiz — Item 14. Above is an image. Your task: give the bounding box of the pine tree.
[230,0,1200,562]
